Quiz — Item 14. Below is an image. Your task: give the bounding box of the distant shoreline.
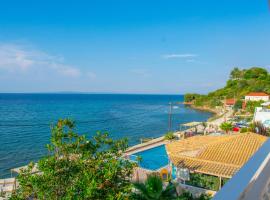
[183,103,219,122]
[0,92,183,96]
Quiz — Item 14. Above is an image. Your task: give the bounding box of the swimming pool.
[130,144,169,170]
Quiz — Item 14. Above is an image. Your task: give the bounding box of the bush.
[176,191,212,200]
[164,132,176,140]
[186,173,220,191]
[245,100,264,114]
[240,127,248,133]
[233,100,243,111]
[184,93,200,102]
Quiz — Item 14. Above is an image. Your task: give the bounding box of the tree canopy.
[11,119,135,200]
[220,122,233,134]
[184,67,270,108]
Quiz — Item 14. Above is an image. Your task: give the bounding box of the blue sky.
[0,0,269,94]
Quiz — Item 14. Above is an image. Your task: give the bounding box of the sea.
[0,93,212,178]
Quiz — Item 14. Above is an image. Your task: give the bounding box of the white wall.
[254,107,270,127]
[245,96,269,102]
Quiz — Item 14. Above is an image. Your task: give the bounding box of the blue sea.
[0,94,212,178]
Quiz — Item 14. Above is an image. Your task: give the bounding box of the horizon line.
[0,91,187,96]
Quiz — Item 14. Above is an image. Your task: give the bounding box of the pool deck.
[125,131,183,155]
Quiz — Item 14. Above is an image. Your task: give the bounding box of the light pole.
[168,102,173,132]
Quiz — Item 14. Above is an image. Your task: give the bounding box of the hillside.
[185,67,270,108]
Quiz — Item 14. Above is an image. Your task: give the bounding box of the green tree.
[184,67,270,109]
[220,122,233,134]
[230,67,242,80]
[184,93,200,103]
[243,67,268,80]
[11,119,135,200]
[131,174,176,200]
[233,100,243,111]
[245,100,264,114]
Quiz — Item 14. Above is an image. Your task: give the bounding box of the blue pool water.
[130,145,168,170]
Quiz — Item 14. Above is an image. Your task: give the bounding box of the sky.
[0,0,269,94]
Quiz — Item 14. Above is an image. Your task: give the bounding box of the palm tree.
[220,122,233,134]
[132,174,176,200]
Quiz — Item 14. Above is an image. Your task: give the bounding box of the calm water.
[0,94,212,177]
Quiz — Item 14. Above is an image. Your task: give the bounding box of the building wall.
[245,96,269,102]
[254,107,270,127]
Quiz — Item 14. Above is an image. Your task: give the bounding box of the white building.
[254,107,270,128]
[245,92,269,102]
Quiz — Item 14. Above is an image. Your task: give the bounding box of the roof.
[181,121,202,127]
[225,98,236,105]
[166,133,267,178]
[245,92,269,97]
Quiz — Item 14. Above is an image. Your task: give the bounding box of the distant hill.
[184,67,270,108]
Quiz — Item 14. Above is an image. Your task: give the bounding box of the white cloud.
[0,43,81,78]
[162,53,197,59]
[0,44,35,71]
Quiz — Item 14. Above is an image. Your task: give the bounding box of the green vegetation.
[11,119,135,200]
[220,122,233,134]
[240,127,248,133]
[132,174,212,200]
[245,100,264,113]
[132,173,176,200]
[184,67,270,108]
[249,121,270,136]
[233,100,243,111]
[176,192,212,200]
[186,173,228,191]
[164,131,177,141]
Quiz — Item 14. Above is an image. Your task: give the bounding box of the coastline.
[185,104,220,122]
[126,104,218,154]
[190,105,219,115]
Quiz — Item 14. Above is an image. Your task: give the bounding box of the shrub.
[240,127,248,133]
[164,131,176,140]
